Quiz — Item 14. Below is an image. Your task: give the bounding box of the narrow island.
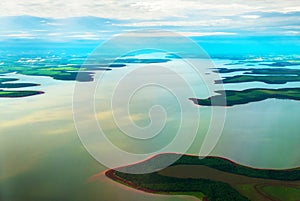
[222,59,300,67]
[189,88,300,107]
[0,77,40,88]
[214,68,300,84]
[0,77,44,98]
[0,90,44,98]
[218,75,300,84]
[104,153,300,201]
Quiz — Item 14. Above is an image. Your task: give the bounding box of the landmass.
[221,58,300,67]
[0,58,171,98]
[0,58,169,83]
[218,75,300,84]
[114,58,171,64]
[0,90,44,98]
[189,88,300,107]
[214,68,300,75]
[0,77,43,97]
[261,61,300,67]
[104,153,300,201]
[0,77,40,88]
[0,66,97,82]
[214,68,300,84]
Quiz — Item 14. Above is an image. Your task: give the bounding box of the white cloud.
[0,32,35,38]
[282,6,300,13]
[45,32,108,40]
[0,0,299,37]
[284,31,299,36]
[66,34,101,40]
[46,22,64,26]
[47,32,61,36]
[241,15,260,19]
[115,19,233,27]
[178,31,237,37]
[0,0,299,20]
[117,31,237,37]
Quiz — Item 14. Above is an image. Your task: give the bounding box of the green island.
[0,58,171,99]
[262,61,300,67]
[219,75,300,84]
[0,66,97,82]
[0,77,40,88]
[214,68,300,84]
[223,59,300,67]
[215,68,300,75]
[0,57,171,98]
[0,77,43,98]
[0,58,171,82]
[0,90,44,98]
[189,88,300,107]
[0,65,114,98]
[114,58,171,64]
[105,153,300,201]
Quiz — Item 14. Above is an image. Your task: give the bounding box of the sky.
[0,0,299,40]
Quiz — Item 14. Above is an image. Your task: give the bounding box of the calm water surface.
[1,57,299,200]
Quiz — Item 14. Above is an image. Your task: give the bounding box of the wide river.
[0,57,300,201]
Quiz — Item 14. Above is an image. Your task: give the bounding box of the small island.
[105,153,300,201]
[0,77,44,98]
[0,90,44,98]
[0,77,40,88]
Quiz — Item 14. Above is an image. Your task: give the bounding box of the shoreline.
[103,153,300,201]
[105,169,157,194]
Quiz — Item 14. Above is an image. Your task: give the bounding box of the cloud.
[0,1,299,37]
[65,32,101,40]
[1,0,299,20]
[115,19,233,27]
[241,15,260,19]
[114,31,237,37]
[178,32,237,37]
[0,32,35,38]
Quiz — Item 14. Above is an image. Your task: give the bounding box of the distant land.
[214,68,300,84]
[105,153,300,201]
[0,54,175,98]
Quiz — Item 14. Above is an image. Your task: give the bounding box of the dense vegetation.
[173,155,300,181]
[0,77,40,88]
[222,60,300,67]
[112,170,250,201]
[215,68,300,75]
[0,90,44,98]
[214,68,300,84]
[107,154,300,201]
[114,58,170,64]
[0,66,96,82]
[0,58,171,82]
[0,77,43,97]
[220,75,300,84]
[190,88,300,106]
